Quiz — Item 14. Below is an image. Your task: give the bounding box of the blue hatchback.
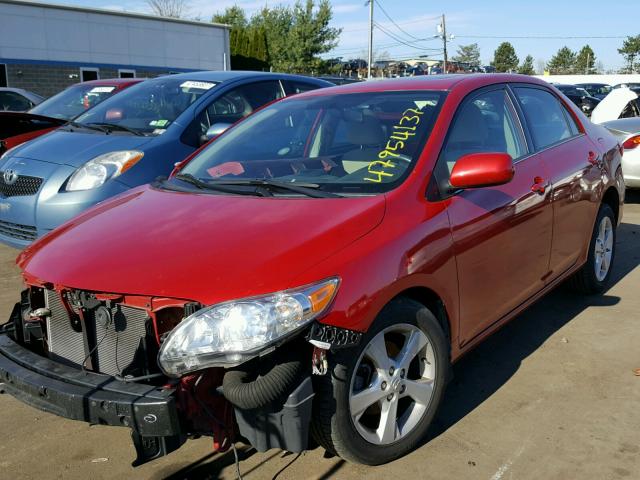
[0,71,331,248]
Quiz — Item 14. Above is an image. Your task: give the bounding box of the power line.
[340,14,442,33]
[373,0,425,41]
[374,22,440,51]
[457,35,629,39]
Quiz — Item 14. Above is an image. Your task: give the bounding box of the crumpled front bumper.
[0,332,185,465]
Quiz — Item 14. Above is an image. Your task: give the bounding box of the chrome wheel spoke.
[350,382,386,418]
[594,216,613,282]
[402,378,434,405]
[376,397,399,443]
[397,330,428,371]
[365,333,392,371]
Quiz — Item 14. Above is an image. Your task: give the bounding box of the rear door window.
[513,87,574,150]
[182,81,286,147]
[282,80,322,95]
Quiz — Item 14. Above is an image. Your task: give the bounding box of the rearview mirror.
[449,152,514,190]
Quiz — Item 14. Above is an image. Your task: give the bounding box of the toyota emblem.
[3,169,17,185]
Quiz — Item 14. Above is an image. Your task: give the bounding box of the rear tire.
[568,203,616,294]
[311,298,449,465]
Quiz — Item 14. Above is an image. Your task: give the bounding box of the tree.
[618,35,640,73]
[575,45,596,74]
[547,46,576,74]
[147,0,187,18]
[517,55,535,75]
[212,6,248,28]
[491,42,518,72]
[251,0,341,73]
[451,43,481,67]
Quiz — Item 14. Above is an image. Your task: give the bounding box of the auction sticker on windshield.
[89,86,116,93]
[180,81,216,91]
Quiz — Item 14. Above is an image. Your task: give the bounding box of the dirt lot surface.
[1,193,639,480]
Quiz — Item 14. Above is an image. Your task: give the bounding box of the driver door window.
[183,81,285,147]
[440,89,526,177]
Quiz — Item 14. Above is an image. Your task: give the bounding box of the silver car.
[602,117,640,188]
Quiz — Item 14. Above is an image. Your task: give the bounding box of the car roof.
[145,70,331,84]
[292,74,551,97]
[576,82,609,87]
[78,78,145,86]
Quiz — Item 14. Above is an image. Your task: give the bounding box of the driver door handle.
[531,176,549,195]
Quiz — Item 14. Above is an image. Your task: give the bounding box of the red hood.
[18,185,385,304]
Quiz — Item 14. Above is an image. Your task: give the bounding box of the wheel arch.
[602,185,620,224]
[390,286,453,358]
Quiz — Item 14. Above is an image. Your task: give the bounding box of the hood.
[7,129,153,167]
[18,185,386,304]
[591,88,638,124]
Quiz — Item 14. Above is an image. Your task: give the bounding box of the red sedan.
[0,74,624,466]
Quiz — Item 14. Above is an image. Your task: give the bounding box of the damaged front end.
[0,280,359,466]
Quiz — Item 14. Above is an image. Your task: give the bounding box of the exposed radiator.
[45,290,150,376]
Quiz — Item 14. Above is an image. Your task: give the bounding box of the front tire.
[311,298,449,465]
[568,203,616,294]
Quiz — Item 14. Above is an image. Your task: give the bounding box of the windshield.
[180,91,445,194]
[75,78,218,135]
[30,84,121,120]
[581,84,611,96]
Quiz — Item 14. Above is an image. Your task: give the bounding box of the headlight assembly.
[158,278,339,376]
[65,150,144,191]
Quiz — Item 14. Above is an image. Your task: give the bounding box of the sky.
[48,0,638,71]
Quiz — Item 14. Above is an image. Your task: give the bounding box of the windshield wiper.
[207,179,341,198]
[64,121,109,133]
[173,173,270,196]
[89,122,145,136]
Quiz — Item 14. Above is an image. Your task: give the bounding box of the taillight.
[622,135,640,150]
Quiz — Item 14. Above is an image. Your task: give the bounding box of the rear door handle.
[588,150,603,168]
[531,176,549,195]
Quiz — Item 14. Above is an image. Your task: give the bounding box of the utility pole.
[442,14,448,74]
[367,0,374,79]
[585,51,590,74]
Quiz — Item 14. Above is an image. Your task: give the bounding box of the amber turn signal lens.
[309,282,338,313]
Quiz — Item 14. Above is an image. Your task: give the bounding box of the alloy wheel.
[594,215,614,282]
[349,323,436,445]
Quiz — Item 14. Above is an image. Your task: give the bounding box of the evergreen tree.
[492,42,519,72]
[547,46,577,74]
[451,43,481,67]
[517,55,535,75]
[575,45,596,74]
[618,35,640,73]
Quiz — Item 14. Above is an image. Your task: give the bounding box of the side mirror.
[205,123,232,140]
[449,152,514,190]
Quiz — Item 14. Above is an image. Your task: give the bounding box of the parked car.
[0,78,143,156]
[575,82,612,100]
[29,78,144,121]
[0,71,331,247]
[0,87,43,111]
[554,84,600,115]
[591,86,640,124]
[612,82,640,90]
[0,74,623,467]
[600,117,640,188]
[318,76,362,85]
